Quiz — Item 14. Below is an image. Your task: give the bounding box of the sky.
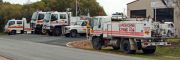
[3,0,135,15]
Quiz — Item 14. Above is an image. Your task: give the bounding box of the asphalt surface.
[0,34,86,46]
[0,34,146,60]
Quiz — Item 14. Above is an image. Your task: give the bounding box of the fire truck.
[90,16,175,54]
[30,11,46,34]
[4,18,33,35]
[42,11,72,36]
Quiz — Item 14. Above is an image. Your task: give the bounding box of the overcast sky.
[3,0,135,15]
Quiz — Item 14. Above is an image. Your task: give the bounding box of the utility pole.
[155,8,157,22]
[76,0,78,16]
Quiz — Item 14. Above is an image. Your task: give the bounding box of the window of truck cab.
[44,13,51,22]
[17,21,23,25]
[31,12,38,21]
[60,14,67,19]
[9,21,15,26]
[51,14,58,21]
[38,13,45,20]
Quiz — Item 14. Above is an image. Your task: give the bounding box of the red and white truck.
[90,16,175,54]
[4,18,33,35]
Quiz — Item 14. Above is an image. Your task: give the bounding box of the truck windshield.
[44,13,51,22]
[60,14,66,19]
[38,14,45,20]
[9,21,15,26]
[31,12,38,20]
[51,14,58,21]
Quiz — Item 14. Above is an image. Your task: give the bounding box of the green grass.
[0,32,6,35]
[83,39,180,60]
[84,46,180,60]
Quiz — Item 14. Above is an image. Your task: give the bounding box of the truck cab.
[43,11,71,36]
[30,11,46,34]
[64,20,88,37]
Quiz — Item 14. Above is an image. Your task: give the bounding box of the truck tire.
[53,28,61,36]
[34,29,39,34]
[20,30,24,34]
[70,30,77,37]
[121,40,136,54]
[9,30,16,35]
[112,39,120,50]
[41,29,47,35]
[92,37,102,50]
[142,46,156,54]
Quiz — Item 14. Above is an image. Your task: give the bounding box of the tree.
[0,0,106,32]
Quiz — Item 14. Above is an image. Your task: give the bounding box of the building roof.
[127,0,139,5]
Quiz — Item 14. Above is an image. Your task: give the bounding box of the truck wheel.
[70,30,77,37]
[121,40,136,54]
[53,28,61,36]
[9,30,16,35]
[20,30,24,34]
[112,39,120,50]
[142,46,156,54]
[34,29,39,34]
[92,37,102,50]
[41,29,47,35]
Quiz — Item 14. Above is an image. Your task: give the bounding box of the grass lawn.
[68,39,180,60]
[0,32,6,35]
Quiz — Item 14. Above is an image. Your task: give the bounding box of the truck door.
[16,21,23,30]
[7,21,16,30]
[93,18,102,36]
[80,21,87,33]
[37,13,45,25]
[31,12,38,28]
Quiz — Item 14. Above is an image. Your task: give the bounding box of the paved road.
[0,34,85,46]
[0,37,145,60]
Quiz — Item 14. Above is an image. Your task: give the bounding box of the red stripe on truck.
[91,30,144,36]
[8,26,23,28]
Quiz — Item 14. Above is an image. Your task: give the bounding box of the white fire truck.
[4,18,33,35]
[90,16,175,54]
[30,11,46,34]
[42,11,72,36]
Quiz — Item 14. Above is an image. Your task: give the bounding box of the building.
[127,0,180,36]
